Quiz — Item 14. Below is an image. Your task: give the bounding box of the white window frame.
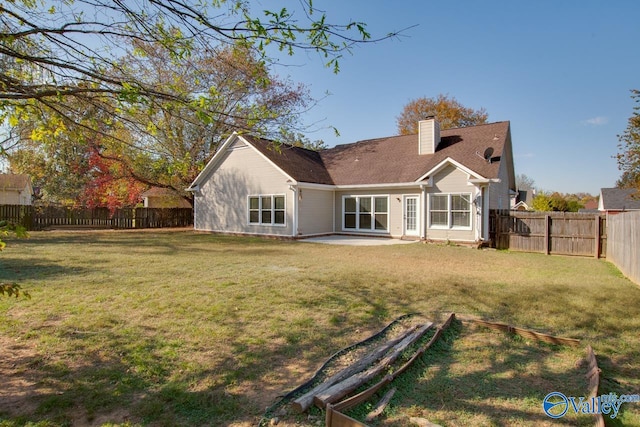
[247,194,286,227]
[428,193,472,230]
[342,195,389,233]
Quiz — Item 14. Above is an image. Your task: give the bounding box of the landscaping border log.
[314,322,433,408]
[292,325,418,413]
[332,314,455,413]
[364,387,396,422]
[585,345,605,427]
[468,318,581,347]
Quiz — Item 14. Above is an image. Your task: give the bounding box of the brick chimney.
[418,117,440,155]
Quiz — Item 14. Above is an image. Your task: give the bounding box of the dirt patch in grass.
[0,334,41,417]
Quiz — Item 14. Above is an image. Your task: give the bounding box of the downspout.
[420,184,428,240]
[332,190,336,233]
[289,185,298,238]
[484,185,490,242]
[475,186,483,242]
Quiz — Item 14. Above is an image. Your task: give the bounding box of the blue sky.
[269,1,640,195]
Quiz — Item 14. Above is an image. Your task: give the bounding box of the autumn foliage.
[616,89,640,190]
[79,149,146,212]
[397,94,488,134]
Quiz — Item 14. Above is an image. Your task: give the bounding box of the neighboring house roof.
[512,200,530,211]
[141,187,182,198]
[195,121,514,190]
[0,173,32,191]
[583,199,599,210]
[599,187,640,211]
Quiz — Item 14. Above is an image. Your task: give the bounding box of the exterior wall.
[489,130,514,211]
[297,188,334,236]
[489,158,511,210]
[333,188,421,238]
[0,189,31,205]
[425,164,479,242]
[193,141,295,237]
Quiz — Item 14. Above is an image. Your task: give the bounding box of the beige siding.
[425,164,479,242]
[194,144,295,236]
[0,189,31,205]
[489,159,510,210]
[297,188,334,236]
[489,131,515,210]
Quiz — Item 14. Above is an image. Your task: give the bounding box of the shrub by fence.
[606,210,640,285]
[0,205,193,230]
[490,210,607,258]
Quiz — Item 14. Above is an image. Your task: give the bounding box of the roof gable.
[0,174,32,192]
[600,187,640,210]
[188,133,301,190]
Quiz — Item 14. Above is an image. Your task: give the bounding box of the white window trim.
[341,195,389,233]
[428,193,473,230]
[247,194,286,227]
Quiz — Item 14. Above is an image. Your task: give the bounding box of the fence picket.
[0,205,192,230]
[489,211,607,258]
[606,211,640,285]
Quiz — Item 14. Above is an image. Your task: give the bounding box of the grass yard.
[0,230,639,426]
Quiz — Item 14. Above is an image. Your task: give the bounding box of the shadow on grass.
[0,326,258,426]
[0,305,388,426]
[0,257,95,282]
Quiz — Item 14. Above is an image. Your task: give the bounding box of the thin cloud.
[582,116,609,126]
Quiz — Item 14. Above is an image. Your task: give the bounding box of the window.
[343,196,388,232]
[248,195,285,226]
[430,194,448,227]
[429,193,472,229]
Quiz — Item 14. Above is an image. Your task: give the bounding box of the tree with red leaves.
[79,149,146,212]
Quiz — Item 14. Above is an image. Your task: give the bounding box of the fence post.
[544,214,550,255]
[594,215,601,259]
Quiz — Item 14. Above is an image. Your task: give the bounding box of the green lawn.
[0,230,639,426]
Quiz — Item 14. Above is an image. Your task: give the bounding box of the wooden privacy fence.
[490,210,607,258]
[606,210,640,285]
[0,204,193,230]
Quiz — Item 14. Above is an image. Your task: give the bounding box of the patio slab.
[299,235,419,246]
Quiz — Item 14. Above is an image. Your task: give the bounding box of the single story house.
[598,187,640,214]
[141,187,192,208]
[0,173,33,205]
[187,118,515,243]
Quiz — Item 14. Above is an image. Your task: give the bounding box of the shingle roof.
[245,121,512,186]
[244,135,335,185]
[600,187,640,210]
[0,174,32,191]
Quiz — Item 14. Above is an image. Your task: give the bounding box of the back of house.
[188,118,516,244]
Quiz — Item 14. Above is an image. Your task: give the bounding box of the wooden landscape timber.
[324,314,455,427]
[465,318,581,347]
[291,324,419,413]
[331,314,455,413]
[325,404,367,427]
[364,387,396,422]
[314,321,434,409]
[585,345,605,427]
